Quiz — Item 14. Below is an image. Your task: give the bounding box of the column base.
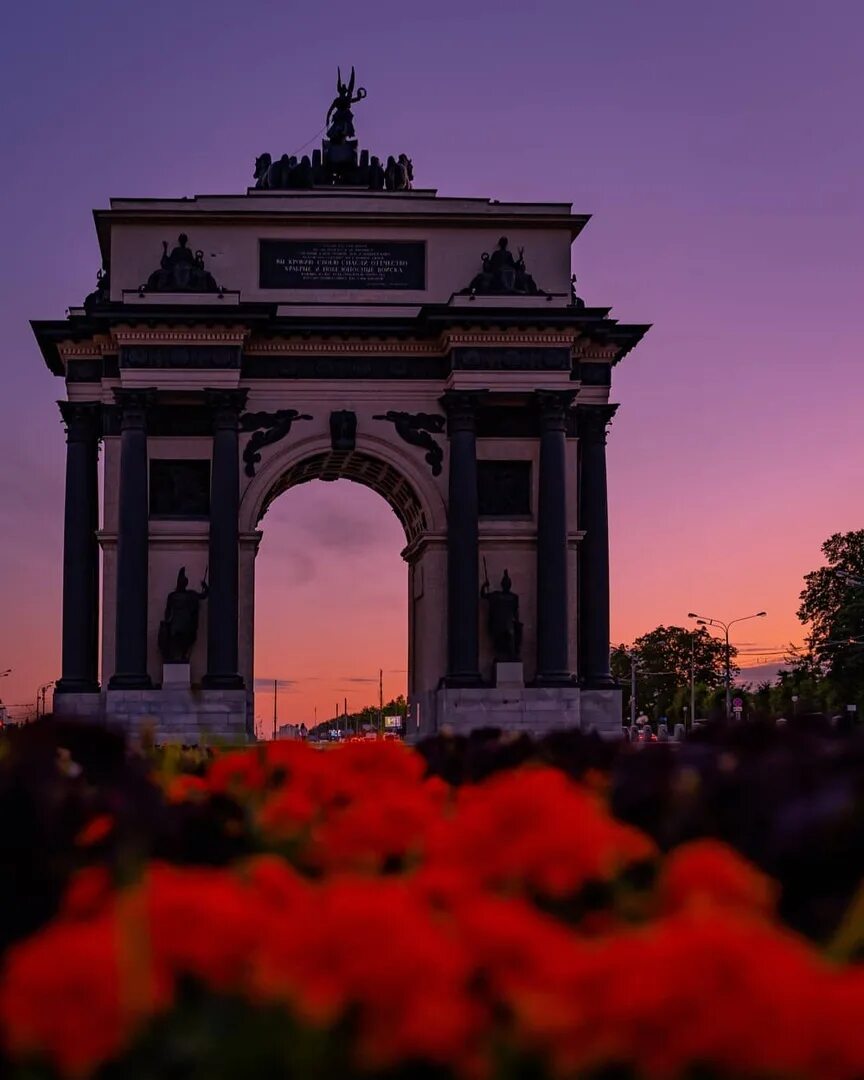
[202,673,246,690]
[580,675,619,691]
[108,673,153,690]
[534,671,576,688]
[55,678,100,695]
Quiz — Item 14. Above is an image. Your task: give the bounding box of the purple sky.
[1,1,862,720]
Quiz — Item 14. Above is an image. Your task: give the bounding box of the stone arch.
[238,430,447,548]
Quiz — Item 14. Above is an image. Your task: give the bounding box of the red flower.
[74,813,113,847]
[658,838,778,917]
[165,773,208,804]
[0,905,171,1078]
[426,767,655,899]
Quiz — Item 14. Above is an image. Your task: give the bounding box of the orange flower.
[658,838,778,917]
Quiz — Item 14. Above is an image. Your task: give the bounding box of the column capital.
[113,388,157,430]
[577,402,619,443]
[204,388,249,430]
[58,400,101,442]
[535,390,577,431]
[440,390,488,433]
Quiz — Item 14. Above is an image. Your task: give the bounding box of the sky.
[0,0,861,723]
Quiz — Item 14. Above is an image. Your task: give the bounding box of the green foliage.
[798,530,864,695]
[309,695,407,737]
[612,625,735,721]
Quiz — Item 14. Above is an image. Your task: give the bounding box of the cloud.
[253,676,298,690]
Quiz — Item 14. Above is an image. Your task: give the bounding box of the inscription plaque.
[259,239,426,290]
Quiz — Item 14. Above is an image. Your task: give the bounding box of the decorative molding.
[242,354,448,380]
[452,347,571,372]
[330,410,357,452]
[372,411,446,476]
[444,332,577,348]
[120,345,242,369]
[573,337,621,361]
[205,389,249,431]
[240,409,313,476]
[536,389,577,431]
[58,342,103,362]
[244,339,441,355]
[440,390,488,434]
[576,403,619,443]
[112,328,249,347]
[58,400,101,441]
[113,388,157,431]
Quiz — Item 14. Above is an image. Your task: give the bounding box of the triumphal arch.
[33,74,647,741]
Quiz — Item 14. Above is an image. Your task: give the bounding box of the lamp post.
[688,611,766,720]
[36,682,53,719]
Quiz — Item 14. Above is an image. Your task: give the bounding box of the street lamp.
[688,611,767,720]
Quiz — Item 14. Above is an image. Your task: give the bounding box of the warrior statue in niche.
[326,66,367,142]
[481,565,523,663]
[158,567,209,664]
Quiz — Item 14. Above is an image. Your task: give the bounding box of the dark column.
[577,404,618,688]
[109,390,155,689]
[203,389,248,689]
[535,390,575,684]
[55,402,102,694]
[441,391,484,686]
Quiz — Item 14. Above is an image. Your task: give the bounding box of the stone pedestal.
[104,688,249,745]
[495,662,524,689]
[579,688,624,738]
[52,692,103,722]
[411,685,623,742]
[162,663,191,688]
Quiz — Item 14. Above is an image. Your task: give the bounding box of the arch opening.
[252,474,409,739]
[257,450,429,548]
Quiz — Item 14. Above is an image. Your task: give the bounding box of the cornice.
[572,339,621,361]
[112,327,250,347]
[244,338,441,356]
[443,331,578,348]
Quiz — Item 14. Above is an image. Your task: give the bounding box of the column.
[109,390,155,689]
[55,402,101,694]
[577,403,618,688]
[203,389,248,689]
[441,391,484,686]
[535,390,575,684]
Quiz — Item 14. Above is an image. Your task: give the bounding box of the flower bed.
[1,720,864,1078]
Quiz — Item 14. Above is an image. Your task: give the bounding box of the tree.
[797,530,864,695]
[611,625,736,722]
